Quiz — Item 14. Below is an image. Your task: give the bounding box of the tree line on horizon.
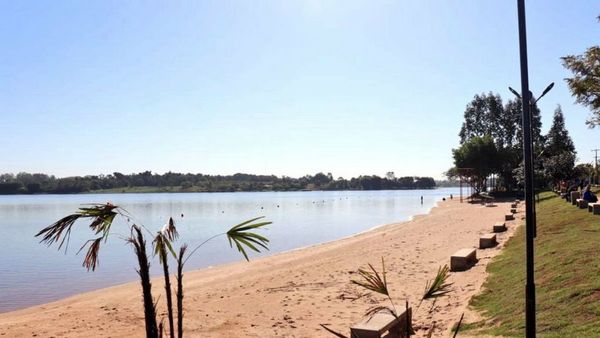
[0,171,437,194]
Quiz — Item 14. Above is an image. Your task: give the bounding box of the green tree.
[544,105,576,157]
[452,135,500,193]
[542,152,576,186]
[561,17,600,127]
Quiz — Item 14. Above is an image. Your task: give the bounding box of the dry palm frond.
[452,313,464,338]
[351,257,389,297]
[364,305,395,318]
[77,237,102,271]
[162,217,179,241]
[36,203,118,250]
[319,323,349,338]
[422,265,452,300]
[35,214,81,251]
[226,216,271,261]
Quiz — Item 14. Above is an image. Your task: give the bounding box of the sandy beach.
[0,199,521,337]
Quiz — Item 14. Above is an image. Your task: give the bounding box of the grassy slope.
[463,191,600,337]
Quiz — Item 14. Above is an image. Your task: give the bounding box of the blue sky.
[1,1,598,179]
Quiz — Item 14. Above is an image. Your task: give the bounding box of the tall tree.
[459,93,508,146]
[540,105,577,186]
[545,105,576,157]
[561,16,600,127]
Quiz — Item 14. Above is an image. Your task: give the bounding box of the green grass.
[462,190,600,337]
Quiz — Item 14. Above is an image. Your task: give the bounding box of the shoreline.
[0,197,442,314]
[0,187,455,196]
[0,198,521,337]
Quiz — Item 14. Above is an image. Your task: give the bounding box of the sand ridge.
[0,199,522,337]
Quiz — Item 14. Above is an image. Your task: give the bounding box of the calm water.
[0,188,459,312]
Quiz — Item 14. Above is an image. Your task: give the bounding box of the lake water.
[0,188,459,312]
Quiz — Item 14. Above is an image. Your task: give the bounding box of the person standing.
[420,196,423,205]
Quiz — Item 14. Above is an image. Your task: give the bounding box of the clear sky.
[1,1,598,179]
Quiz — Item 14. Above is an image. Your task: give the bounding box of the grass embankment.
[463,190,600,337]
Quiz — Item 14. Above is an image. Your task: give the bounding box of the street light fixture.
[515,1,538,337]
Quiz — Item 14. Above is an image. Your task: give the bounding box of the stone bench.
[493,222,507,233]
[589,203,600,215]
[350,308,412,338]
[510,208,517,214]
[505,213,514,221]
[571,191,581,205]
[479,234,497,249]
[450,248,477,271]
[576,199,588,209]
[510,203,517,208]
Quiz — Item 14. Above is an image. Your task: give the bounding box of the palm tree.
[36,203,271,338]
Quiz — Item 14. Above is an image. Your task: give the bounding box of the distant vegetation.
[0,171,436,194]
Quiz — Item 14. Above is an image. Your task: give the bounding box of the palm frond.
[452,313,464,338]
[79,203,118,240]
[319,324,349,338]
[422,265,453,300]
[351,258,389,297]
[364,305,395,318]
[162,217,179,241]
[226,217,271,261]
[35,214,81,250]
[35,203,118,250]
[153,232,177,264]
[77,237,102,271]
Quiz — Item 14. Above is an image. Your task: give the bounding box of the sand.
[0,199,522,337]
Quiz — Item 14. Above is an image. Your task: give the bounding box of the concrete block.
[505,213,514,221]
[451,248,477,271]
[479,233,497,249]
[350,308,412,338]
[590,203,600,215]
[493,222,507,233]
[571,191,581,205]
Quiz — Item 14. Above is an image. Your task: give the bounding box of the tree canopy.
[452,135,499,192]
[561,16,600,128]
[0,171,437,194]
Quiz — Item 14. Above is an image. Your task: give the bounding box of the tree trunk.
[176,245,188,338]
[161,249,175,338]
[131,225,159,338]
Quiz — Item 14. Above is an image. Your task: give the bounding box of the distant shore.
[0,186,461,195]
[0,198,521,337]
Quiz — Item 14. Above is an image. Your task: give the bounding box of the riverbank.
[0,198,521,337]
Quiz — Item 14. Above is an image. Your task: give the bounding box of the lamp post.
[509,82,554,239]
[512,1,544,337]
